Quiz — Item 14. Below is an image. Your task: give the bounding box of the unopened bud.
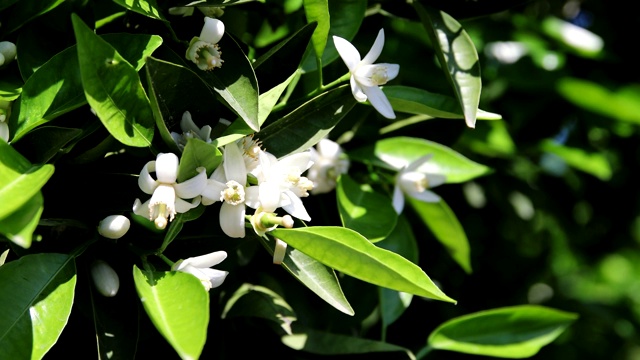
[98,215,130,239]
[0,41,16,66]
[90,260,120,297]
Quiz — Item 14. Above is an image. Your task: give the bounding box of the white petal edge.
[223,142,247,185]
[333,35,361,71]
[392,184,405,214]
[174,167,208,199]
[155,153,179,184]
[350,76,368,102]
[362,29,385,65]
[362,85,396,119]
[407,189,441,203]
[281,191,311,221]
[219,202,246,238]
[138,160,158,195]
[175,196,201,213]
[200,17,225,44]
[180,251,227,269]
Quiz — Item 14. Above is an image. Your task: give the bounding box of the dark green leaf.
[0,192,43,249]
[0,0,64,37]
[177,138,222,182]
[112,0,166,21]
[256,84,356,158]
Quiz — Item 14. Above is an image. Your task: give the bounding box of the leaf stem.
[415,344,433,359]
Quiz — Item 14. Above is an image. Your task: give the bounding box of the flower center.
[369,67,389,85]
[148,184,177,230]
[221,180,245,205]
[413,175,429,193]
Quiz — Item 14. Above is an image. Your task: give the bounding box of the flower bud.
[0,41,17,66]
[273,238,287,265]
[98,215,130,239]
[90,260,120,297]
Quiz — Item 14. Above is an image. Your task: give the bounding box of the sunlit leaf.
[336,174,397,242]
[408,197,472,273]
[133,266,209,360]
[177,138,222,182]
[0,192,43,249]
[414,2,481,128]
[428,305,578,358]
[540,139,612,180]
[0,253,76,360]
[271,227,456,303]
[72,14,155,147]
[302,0,329,65]
[113,0,166,21]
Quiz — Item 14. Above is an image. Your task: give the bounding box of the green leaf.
[428,305,579,358]
[257,235,354,315]
[301,0,366,72]
[0,74,22,101]
[0,192,43,249]
[540,139,612,180]
[336,174,397,242]
[194,34,260,131]
[414,2,481,128]
[0,0,64,37]
[12,126,83,164]
[132,266,209,360]
[556,78,640,124]
[383,85,501,120]
[222,283,297,335]
[10,34,162,142]
[0,253,76,360]
[271,227,455,303]
[177,138,222,182]
[0,141,54,222]
[112,0,166,21]
[254,21,317,93]
[377,216,418,329]
[353,136,491,183]
[282,325,415,359]
[541,17,603,58]
[256,84,357,158]
[71,14,155,147]
[145,56,220,153]
[408,197,472,273]
[303,0,330,64]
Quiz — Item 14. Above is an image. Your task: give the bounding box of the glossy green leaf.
[145,56,220,153]
[271,227,456,303]
[383,85,501,120]
[222,283,297,335]
[12,126,83,164]
[256,84,357,158]
[72,14,155,147]
[336,174,397,242]
[0,192,43,249]
[428,305,579,358]
[354,136,491,183]
[303,0,329,64]
[113,0,166,21]
[283,325,415,359]
[0,74,22,101]
[556,78,640,124]
[540,139,612,180]
[414,2,481,128]
[0,253,76,360]
[257,234,354,315]
[10,34,162,142]
[193,34,260,131]
[0,0,64,37]
[133,266,209,360]
[301,0,366,72]
[0,141,54,221]
[408,197,471,273]
[177,138,222,182]
[377,216,418,329]
[254,21,317,93]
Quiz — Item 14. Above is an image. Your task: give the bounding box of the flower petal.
[175,196,201,213]
[281,191,311,221]
[406,154,434,172]
[362,28,385,65]
[223,142,247,185]
[155,153,179,184]
[174,167,207,199]
[200,17,225,44]
[350,76,368,102]
[276,151,313,172]
[244,185,261,209]
[392,184,405,214]
[407,188,441,203]
[199,268,228,288]
[361,85,396,119]
[180,251,228,268]
[201,178,226,205]
[0,122,9,142]
[333,35,361,71]
[427,173,447,188]
[219,202,246,238]
[258,182,282,213]
[133,198,151,218]
[138,160,159,195]
[383,63,400,82]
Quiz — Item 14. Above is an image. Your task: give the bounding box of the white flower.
[392,155,446,214]
[307,138,349,194]
[90,260,120,297]
[133,153,207,229]
[248,150,314,221]
[0,41,16,67]
[201,141,258,238]
[170,111,212,151]
[333,29,399,119]
[0,100,11,142]
[186,17,225,71]
[172,251,228,291]
[98,215,130,239]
